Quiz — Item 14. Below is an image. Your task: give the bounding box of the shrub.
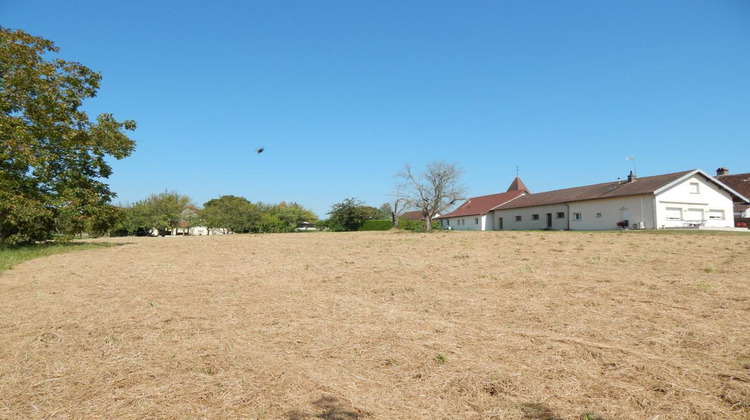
[358,220,392,231]
[398,218,441,231]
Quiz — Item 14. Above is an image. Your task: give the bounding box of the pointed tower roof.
[507,177,529,193]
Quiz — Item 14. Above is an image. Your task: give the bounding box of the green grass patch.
[0,242,113,273]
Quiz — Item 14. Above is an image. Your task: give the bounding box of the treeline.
[320,197,435,232]
[112,194,432,236]
[112,192,318,236]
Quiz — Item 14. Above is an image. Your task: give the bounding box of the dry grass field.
[1,230,749,419]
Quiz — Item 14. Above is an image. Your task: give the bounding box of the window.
[515,215,522,222]
[532,214,539,220]
[708,209,725,220]
[685,208,703,222]
[475,218,479,224]
[689,182,700,194]
[573,213,582,221]
[447,219,450,226]
[596,213,602,218]
[556,212,565,219]
[666,207,682,221]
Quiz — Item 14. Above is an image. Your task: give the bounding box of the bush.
[358,220,392,231]
[397,218,441,232]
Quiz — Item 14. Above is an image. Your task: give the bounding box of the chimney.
[716,167,729,177]
[627,170,636,182]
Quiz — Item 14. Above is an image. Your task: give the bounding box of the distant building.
[715,167,750,222]
[437,177,529,230]
[439,169,749,231]
[296,221,317,231]
[492,169,747,230]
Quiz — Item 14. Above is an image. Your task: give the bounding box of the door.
[498,217,503,230]
[546,213,552,229]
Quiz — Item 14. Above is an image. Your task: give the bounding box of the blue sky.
[4,1,750,217]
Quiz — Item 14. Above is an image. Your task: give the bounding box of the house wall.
[492,196,656,231]
[440,215,485,231]
[482,214,493,231]
[655,174,735,228]
[175,226,229,235]
[492,204,570,230]
[568,195,655,230]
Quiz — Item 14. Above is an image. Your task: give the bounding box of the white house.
[437,177,529,230]
[491,169,749,231]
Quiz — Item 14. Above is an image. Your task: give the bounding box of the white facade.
[169,226,230,235]
[491,171,740,231]
[492,204,569,231]
[441,214,491,231]
[654,173,735,229]
[493,196,658,231]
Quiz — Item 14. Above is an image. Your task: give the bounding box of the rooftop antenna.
[625,156,637,176]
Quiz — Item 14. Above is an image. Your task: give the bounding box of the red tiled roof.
[507,177,528,192]
[717,173,750,202]
[400,211,425,221]
[496,170,695,210]
[438,189,527,218]
[438,177,530,218]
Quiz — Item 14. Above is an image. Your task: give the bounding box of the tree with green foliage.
[0,27,136,245]
[325,198,381,231]
[201,195,260,233]
[124,192,195,236]
[269,201,318,232]
[378,203,393,222]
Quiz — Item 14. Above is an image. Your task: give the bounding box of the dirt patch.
[1,231,749,419]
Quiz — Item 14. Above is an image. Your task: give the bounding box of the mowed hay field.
[1,231,749,419]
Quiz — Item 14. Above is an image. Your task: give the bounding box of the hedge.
[358,220,392,231]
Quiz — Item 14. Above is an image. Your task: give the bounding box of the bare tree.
[385,184,409,229]
[396,160,466,231]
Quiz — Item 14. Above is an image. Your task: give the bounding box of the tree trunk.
[424,216,433,231]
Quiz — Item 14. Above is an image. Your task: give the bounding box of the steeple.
[507,177,529,193]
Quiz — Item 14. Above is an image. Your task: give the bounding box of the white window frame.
[573,213,582,221]
[665,207,682,221]
[708,209,724,220]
